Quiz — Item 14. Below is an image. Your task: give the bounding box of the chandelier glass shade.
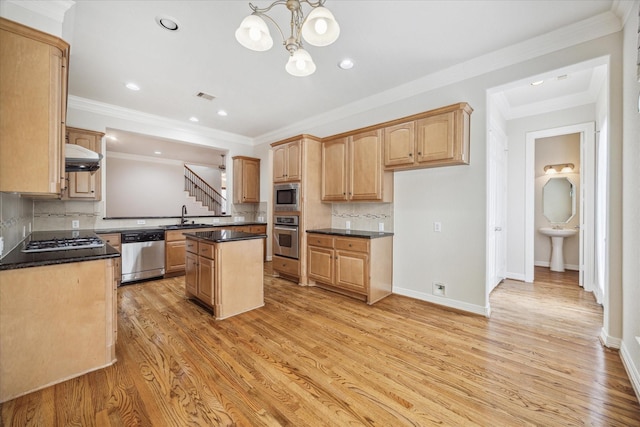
[235,0,340,77]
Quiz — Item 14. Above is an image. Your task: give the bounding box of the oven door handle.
[274,225,297,232]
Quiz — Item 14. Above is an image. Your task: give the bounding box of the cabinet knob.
[409,153,413,157]
[418,151,422,156]
[335,256,338,260]
[348,244,352,247]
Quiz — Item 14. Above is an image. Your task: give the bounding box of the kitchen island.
[183,230,266,320]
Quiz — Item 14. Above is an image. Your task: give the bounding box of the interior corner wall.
[621,0,640,399]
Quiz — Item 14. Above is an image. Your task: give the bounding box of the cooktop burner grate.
[22,236,105,253]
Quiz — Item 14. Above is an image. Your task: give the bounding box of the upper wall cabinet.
[64,127,104,201]
[273,140,301,182]
[232,156,260,204]
[384,103,472,170]
[0,18,69,195]
[322,130,393,203]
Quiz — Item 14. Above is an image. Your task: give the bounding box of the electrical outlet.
[213,218,220,223]
[433,282,446,296]
[434,222,442,232]
[378,222,384,232]
[72,220,80,229]
[137,220,146,225]
[345,221,351,229]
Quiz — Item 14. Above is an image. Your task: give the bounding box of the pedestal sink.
[539,227,578,272]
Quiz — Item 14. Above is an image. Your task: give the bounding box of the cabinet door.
[0,21,68,195]
[350,130,383,201]
[285,140,302,181]
[335,250,368,294]
[233,157,260,203]
[416,111,455,163]
[197,257,215,305]
[66,129,101,200]
[307,245,334,284]
[273,145,287,182]
[321,137,348,201]
[185,251,198,296]
[384,122,415,168]
[166,241,186,274]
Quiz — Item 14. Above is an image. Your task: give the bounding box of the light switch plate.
[345,221,351,229]
[72,220,80,229]
[434,222,442,232]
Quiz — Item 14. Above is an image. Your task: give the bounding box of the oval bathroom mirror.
[543,177,576,223]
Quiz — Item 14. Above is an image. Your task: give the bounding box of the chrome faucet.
[181,205,188,224]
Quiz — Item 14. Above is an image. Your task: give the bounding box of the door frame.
[524,123,595,288]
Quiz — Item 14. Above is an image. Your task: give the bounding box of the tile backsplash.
[0,193,34,258]
[331,203,393,232]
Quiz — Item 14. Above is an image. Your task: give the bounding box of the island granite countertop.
[0,230,120,271]
[306,228,394,239]
[183,230,267,243]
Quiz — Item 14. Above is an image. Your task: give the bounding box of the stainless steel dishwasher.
[121,229,165,284]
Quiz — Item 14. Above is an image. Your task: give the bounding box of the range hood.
[65,144,103,172]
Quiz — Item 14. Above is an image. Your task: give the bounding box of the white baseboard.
[506,272,526,281]
[599,328,622,349]
[620,341,640,403]
[534,261,579,271]
[393,286,489,317]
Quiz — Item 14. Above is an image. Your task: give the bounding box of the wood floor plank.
[1,265,639,426]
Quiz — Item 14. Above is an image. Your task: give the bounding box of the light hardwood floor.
[2,265,639,426]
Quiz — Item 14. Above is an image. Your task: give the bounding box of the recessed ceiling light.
[189,116,199,122]
[557,74,568,80]
[125,82,140,91]
[154,151,162,155]
[217,110,228,117]
[338,58,354,70]
[155,16,179,31]
[530,80,544,86]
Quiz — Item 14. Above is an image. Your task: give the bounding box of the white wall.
[620,0,640,400]
[534,134,581,269]
[506,105,595,279]
[106,154,193,217]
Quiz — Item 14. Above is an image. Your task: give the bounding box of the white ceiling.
[59,0,624,154]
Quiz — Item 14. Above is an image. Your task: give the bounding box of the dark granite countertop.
[306,228,394,239]
[184,230,267,243]
[0,230,120,271]
[96,222,267,234]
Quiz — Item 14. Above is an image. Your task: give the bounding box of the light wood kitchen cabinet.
[97,233,121,287]
[233,156,260,204]
[273,140,301,182]
[0,18,69,195]
[307,233,393,304]
[383,103,473,170]
[322,130,392,202]
[185,239,213,305]
[185,235,264,319]
[64,127,104,200]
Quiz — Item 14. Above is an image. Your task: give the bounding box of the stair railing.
[184,165,226,215]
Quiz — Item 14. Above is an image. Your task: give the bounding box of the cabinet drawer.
[335,238,369,253]
[185,239,198,254]
[273,256,300,276]
[166,230,188,242]
[198,242,215,259]
[308,234,334,248]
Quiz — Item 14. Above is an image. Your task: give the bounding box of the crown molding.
[68,96,253,147]
[255,10,623,144]
[2,0,74,23]
[611,0,635,26]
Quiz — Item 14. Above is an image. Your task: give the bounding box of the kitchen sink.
[164,223,211,230]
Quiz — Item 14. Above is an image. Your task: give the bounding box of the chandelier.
[235,0,340,77]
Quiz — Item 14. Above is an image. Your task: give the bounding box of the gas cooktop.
[22,236,105,253]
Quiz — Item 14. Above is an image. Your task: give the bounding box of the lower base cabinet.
[185,236,264,319]
[307,233,393,304]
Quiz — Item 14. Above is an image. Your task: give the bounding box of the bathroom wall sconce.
[544,163,575,174]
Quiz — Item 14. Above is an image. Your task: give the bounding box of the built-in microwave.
[274,183,300,212]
